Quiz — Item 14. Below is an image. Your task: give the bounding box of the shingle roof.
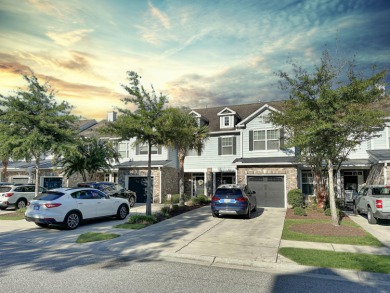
[192,101,284,132]
[367,150,390,162]
[233,156,296,165]
[114,160,172,168]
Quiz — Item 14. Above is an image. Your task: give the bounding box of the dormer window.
[218,107,237,129]
[220,116,233,128]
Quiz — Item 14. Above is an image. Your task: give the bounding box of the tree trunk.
[328,159,339,226]
[35,158,40,198]
[146,142,152,216]
[1,158,8,181]
[178,150,185,206]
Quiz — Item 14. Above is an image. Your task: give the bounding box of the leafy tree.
[100,71,167,216]
[158,107,209,205]
[58,136,120,182]
[270,50,389,225]
[0,73,78,196]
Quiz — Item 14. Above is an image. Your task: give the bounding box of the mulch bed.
[285,208,366,237]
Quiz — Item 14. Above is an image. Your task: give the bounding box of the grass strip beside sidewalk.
[279,247,390,274]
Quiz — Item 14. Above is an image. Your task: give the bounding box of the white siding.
[243,109,295,158]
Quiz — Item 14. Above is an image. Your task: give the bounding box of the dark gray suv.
[76,182,137,207]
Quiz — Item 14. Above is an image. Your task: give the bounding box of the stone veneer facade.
[236,165,298,193]
[118,166,178,203]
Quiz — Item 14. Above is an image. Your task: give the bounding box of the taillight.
[376,200,383,209]
[212,196,220,201]
[44,203,62,208]
[235,197,247,202]
[5,192,13,197]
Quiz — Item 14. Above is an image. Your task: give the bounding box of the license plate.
[222,199,232,203]
[34,205,40,210]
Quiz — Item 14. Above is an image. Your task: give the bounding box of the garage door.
[128,177,153,203]
[247,176,285,208]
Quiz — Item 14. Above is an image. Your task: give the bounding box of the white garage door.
[247,176,285,208]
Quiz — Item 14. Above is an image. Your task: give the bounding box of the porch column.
[206,168,213,197]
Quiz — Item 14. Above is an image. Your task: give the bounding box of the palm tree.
[159,107,209,205]
[58,137,119,182]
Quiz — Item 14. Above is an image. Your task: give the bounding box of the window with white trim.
[137,144,160,155]
[250,129,281,151]
[220,137,234,155]
[220,116,233,128]
[258,113,270,124]
[118,142,129,158]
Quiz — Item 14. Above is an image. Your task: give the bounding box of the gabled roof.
[191,101,284,132]
[79,119,118,139]
[73,119,97,132]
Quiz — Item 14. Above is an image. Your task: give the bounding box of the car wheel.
[128,196,136,207]
[245,207,251,219]
[116,204,129,220]
[16,199,27,210]
[212,211,219,218]
[64,212,81,230]
[35,223,49,228]
[252,204,257,212]
[367,207,377,224]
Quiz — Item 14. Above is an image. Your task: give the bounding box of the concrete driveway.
[0,204,286,265]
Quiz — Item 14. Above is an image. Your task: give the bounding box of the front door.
[193,175,205,196]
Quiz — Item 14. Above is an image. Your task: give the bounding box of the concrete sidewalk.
[89,205,390,285]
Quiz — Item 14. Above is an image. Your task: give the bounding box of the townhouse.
[184,102,390,208]
[1,102,389,208]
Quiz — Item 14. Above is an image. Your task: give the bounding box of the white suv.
[0,184,46,210]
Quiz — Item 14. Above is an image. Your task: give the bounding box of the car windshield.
[215,188,242,197]
[0,186,12,192]
[34,192,64,200]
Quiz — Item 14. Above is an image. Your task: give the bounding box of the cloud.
[54,51,92,71]
[46,29,94,46]
[148,2,171,29]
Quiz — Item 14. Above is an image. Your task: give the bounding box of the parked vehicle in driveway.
[25,187,130,229]
[353,185,390,224]
[0,184,46,210]
[211,184,257,219]
[76,182,137,207]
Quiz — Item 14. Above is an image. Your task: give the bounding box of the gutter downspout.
[384,163,388,185]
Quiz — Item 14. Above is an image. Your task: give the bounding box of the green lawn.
[282,218,383,246]
[76,232,120,243]
[114,223,150,229]
[279,247,390,274]
[0,208,26,220]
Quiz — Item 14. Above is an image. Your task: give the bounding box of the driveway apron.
[165,206,286,263]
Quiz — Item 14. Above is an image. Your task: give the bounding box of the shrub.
[191,195,209,205]
[324,208,341,217]
[127,214,156,224]
[163,194,191,204]
[287,189,304,208]
[293,207,306,216]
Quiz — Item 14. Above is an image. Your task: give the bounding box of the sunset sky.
[1,0,389,120]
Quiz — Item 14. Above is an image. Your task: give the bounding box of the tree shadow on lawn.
[0,206,212,276]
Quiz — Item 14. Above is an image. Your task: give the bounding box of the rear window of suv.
[34,192,64,201]
[215,188,243,197]
[0,186,12,192]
